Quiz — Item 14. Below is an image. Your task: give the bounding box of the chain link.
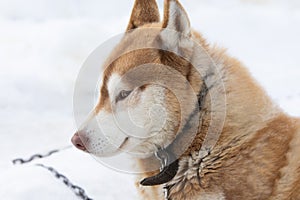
[12,146,93,200]
[36,164,93,200]
[12,146,72,165]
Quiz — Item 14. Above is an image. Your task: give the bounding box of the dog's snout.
[71,132,87,151]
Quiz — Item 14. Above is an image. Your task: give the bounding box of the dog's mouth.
[72,132,179,186]
[119,137,129,149]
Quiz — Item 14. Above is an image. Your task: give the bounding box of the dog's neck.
[137,45,280,200]
[137,82,212,198]
[163,46,281,199]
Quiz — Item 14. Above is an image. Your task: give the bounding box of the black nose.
[71,133,87,151]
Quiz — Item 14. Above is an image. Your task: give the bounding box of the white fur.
[160,1,193,52]
[107,73,122,101]
[77,110,127,157]
[77,72,176,158]
[167,1,191,36]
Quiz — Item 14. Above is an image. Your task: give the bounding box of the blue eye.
[116,90,132,103]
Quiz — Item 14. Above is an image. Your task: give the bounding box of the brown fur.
[96,0,300,199]
[127,0,160,30]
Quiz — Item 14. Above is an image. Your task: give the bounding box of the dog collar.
[140,148,179,186]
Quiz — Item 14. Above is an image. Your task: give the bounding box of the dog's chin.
[90,149,122,158]
[125,150,155,159]
[87,137,167,159]
[89,147,153,159]
[122,144,163,159]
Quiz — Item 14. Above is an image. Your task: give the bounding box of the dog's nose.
[71,133,87,151]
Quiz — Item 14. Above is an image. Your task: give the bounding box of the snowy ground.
[0,0,299,199]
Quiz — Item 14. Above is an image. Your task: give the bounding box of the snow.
[0,0,299,199]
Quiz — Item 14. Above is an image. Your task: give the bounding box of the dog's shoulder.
[268,116,300,199]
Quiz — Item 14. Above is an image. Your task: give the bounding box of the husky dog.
[72,0,300,199]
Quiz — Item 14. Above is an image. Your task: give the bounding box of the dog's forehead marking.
[107,73,122,98]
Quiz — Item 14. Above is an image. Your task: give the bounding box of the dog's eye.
[116,90,132,103]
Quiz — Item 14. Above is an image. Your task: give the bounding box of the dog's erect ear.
[160,0,192,51]
[126,0,160,31]
[162,0,191,35]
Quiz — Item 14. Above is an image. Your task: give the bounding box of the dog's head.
[72,0,204,158]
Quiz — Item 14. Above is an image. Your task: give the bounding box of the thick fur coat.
[72,0,300,199]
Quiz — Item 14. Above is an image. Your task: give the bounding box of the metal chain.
[36,164,93,200]
[12,146,93,199]
[12,146,72,165]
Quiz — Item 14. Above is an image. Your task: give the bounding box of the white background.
[0,0,299,199]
